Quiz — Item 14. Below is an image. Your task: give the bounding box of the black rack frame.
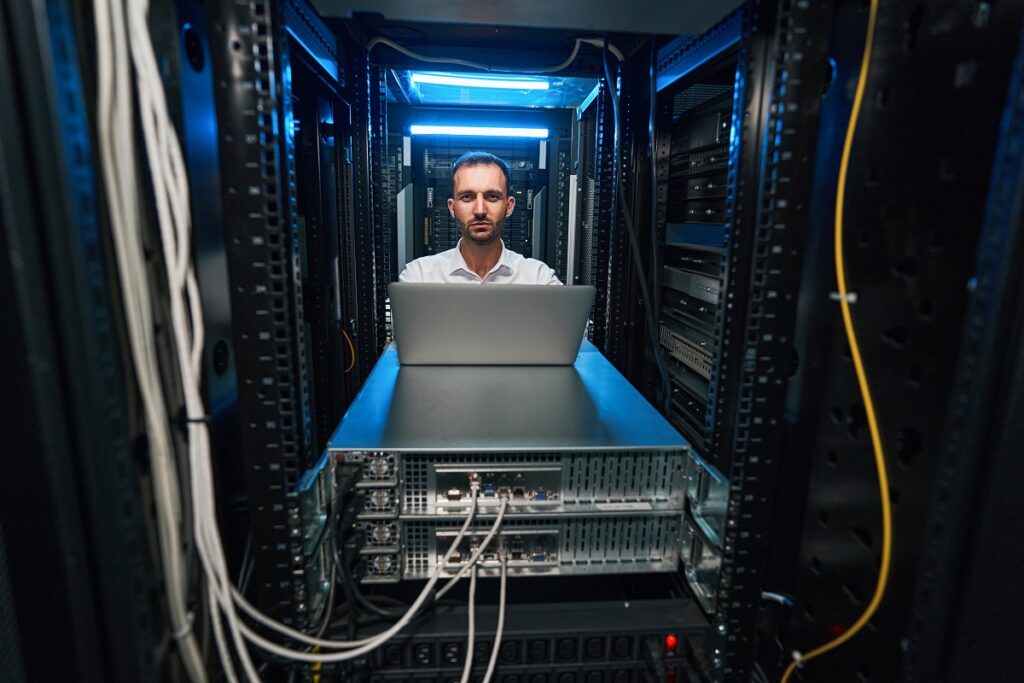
[207,0,336,625]
[650,2,837,678]
[764,1,1024,680]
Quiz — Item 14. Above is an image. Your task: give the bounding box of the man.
[398,151,561,284]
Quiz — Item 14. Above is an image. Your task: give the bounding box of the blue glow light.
[410,72,549,90]
[409,124,550,138]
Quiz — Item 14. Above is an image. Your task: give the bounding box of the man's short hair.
[451,151,512,196]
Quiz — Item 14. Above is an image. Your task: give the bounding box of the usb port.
[533,490,548,501]
[531,552,546,562]
[446,488,462,501]
[482,485,497,497]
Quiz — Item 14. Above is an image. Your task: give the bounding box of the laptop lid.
[388,283,596,365]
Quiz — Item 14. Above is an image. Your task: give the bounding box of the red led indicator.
[665,634,679,652]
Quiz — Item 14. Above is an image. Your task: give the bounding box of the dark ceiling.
[311,0,744,36]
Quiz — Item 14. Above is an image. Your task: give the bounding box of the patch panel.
[659,320,713,380]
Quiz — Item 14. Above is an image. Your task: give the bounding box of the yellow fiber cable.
[342,328,357,373]
[780,0,892,680]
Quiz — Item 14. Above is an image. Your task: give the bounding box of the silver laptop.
[388,283,596,365]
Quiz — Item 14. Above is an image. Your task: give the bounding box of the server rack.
[382,105,573,271]
[328,341,707,680]
[7,2,1024,682]
[205,0,374,628]
[643,2,837,678]
[421,139,537,256]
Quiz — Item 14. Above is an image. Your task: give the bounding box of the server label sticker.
[595,502,653,511]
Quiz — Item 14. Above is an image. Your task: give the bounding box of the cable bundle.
[90,1,514,680]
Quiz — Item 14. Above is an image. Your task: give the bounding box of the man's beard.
[457,215,504,245]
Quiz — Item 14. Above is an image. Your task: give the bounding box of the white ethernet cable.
[222,490,499,664]
[208,583,238,683]
[91,0,206,680]
[481,555,509,683]
[119,0,511,675]
[437,495,510,600]
[118,0,262,677]
[230,486,481,651]
[366,36,623,74]
[460,564,478,683]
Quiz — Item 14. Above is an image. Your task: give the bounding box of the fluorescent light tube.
[410,73,550,90]
[409,125,549,138]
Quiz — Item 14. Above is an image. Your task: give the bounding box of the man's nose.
[472,195,487,215]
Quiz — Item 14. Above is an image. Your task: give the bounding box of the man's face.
[448,163,515,246]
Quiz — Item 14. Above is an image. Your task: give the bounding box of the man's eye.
[487,194,501,201]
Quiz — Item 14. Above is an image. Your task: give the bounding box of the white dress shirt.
[398,239,562,285]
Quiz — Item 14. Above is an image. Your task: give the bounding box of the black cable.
[335,538,407,619]
[335,546,358,640]
[602,37,672,415]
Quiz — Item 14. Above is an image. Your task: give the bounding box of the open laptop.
[388,283,596,365]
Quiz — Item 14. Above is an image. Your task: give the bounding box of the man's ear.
[506,195,515,217]
[447,197,454,218]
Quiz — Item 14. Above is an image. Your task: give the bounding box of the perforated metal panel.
[401,514,682,580]
[673,84,733,115]
[399,452,685,514]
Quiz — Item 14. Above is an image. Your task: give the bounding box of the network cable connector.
[328,341,691,585]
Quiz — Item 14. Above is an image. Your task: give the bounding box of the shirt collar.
[448,238,516,279]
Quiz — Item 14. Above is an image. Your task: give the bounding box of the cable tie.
[829,291,858,304]
[791,650,805,668]
[761,591,795,606]
[171,612,195,640]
